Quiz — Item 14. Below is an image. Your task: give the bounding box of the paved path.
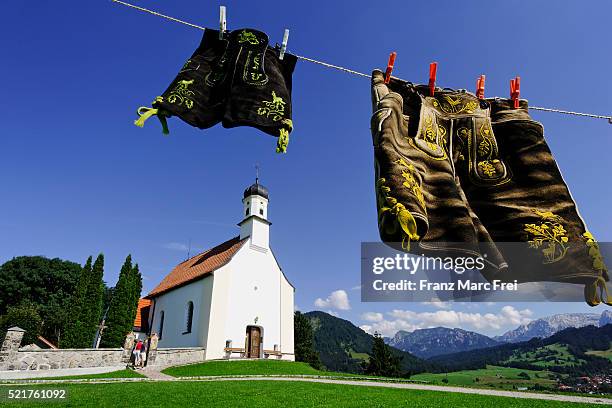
[2,372,610,405]
[0,366,125,380]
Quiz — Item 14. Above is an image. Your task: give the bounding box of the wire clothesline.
[110,0,612,124]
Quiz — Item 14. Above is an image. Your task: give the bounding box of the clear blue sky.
[1,1,611,337]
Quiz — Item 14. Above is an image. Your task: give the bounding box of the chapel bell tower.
[239,178,271,249]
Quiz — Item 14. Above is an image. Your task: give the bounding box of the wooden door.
[247,326,261,358]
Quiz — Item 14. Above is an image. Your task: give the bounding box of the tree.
[100,255,142,348]
[0,302,43,345]
[82,254,105,347]
[363,332,403,378]
[61,257,92,348]
[0,256,81,345]
[294,311,322,369]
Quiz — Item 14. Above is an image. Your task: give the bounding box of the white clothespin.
[279,29,289,60]
[219,6,227,39]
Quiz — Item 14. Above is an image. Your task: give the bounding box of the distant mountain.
[600,310,612,327]
[494,313,600,343]
[386,327,500,358]
[304,311,435,374]
[430,324,612,376]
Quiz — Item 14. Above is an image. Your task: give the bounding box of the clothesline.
[110,0,612,124]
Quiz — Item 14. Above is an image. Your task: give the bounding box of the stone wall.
[0,327,205,372]
[154,347,206,367]
[1,348,124,371]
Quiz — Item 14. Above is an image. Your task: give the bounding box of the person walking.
[133,340,143,368]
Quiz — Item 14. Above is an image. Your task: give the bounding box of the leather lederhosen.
[370,69,610,305]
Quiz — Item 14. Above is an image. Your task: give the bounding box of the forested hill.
[304,311,437,374]
[429,324,612,376]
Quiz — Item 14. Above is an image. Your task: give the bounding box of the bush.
[0,302,43,345]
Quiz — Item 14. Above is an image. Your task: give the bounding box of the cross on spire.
[255,163,260,184]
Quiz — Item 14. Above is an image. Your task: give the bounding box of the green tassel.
[134,107,158,128]
[276,128,290,153]
[158,113,170,135]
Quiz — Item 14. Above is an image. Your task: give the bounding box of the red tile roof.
[146,236,246,298]
[133,298,152,329]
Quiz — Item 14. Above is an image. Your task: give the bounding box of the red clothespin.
[510,76,521,108]
[476,74,486,99]
[384,52,397,84]
[429,62,438,96]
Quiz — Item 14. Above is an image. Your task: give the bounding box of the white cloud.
[420,300,451,309]
[327,310,340,317]
[350,285,362,291]
[314,289,351,311]
[161,242,189,252]
[360,306,533,337]
[361,312,384,322]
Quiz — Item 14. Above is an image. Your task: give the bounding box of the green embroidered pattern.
[395,158,426,212]
[583,232,607,272]
[168,79,195,109]
[524,209,569,263]
[238,30,259,44]
[257,91,286,121]
[377,178,420,250]
[243,51,267,85]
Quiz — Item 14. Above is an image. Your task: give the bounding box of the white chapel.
[143,180,295,360]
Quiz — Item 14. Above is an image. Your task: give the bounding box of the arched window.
[158,311,165,340]
[184,301,194,334]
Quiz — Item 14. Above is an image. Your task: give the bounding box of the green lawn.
[411,365,559,390]
[0,380,595,407]
[35,369,145,380]
[162,360,358,378]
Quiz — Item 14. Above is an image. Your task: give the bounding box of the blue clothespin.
[279,29,289,60]
[219,6,227,39]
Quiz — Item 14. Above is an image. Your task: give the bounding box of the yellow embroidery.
[395,158,426,212]
[478,160,498,177]
[377,178,420,250]
[524,210,569,263]
[257,91,286,121]
[167,79,195,109]
[238,30,259,44]
[433,95,479,114]
[424,115,439,152]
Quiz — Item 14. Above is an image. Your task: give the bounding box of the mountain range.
[385,327,500,358]
[494,313,603,343]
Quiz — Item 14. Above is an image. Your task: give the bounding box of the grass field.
[36,369,145,380]
[411,365,559,390]
[0,380,595,407]
[505,343,585,368]
[585,345,612,361]
[162,360,359,378]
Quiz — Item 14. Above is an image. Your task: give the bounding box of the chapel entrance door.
[246,326,261,358]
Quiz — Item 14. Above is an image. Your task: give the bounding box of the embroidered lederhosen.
[370,70,507,273]
[134,28,297,153]
[222,29,297,153]
[467,98,609,305]
[135,29,228,132]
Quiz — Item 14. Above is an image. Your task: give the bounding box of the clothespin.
[384,52,397,84]
[429,62,438,96]
[510,76,521,108]
[219,6,227,39]
[279,29,289,60]
[476,75,486,99]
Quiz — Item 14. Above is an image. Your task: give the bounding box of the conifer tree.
[364,332,402,378]
[100,255,142,348]
[82,254,105,347]
[61,256,92,348]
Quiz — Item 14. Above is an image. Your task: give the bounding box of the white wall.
[149,277,213,348]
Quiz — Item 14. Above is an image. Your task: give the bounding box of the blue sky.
[1,1,611,337]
